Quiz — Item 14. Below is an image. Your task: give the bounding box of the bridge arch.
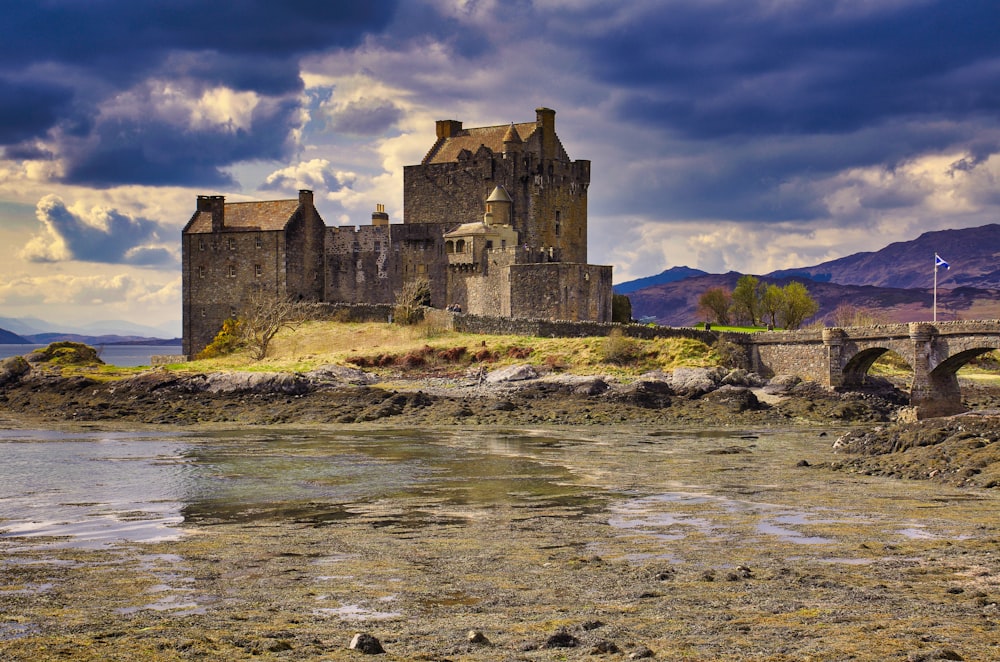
[745,321,1000,418]
[840,347,911,388]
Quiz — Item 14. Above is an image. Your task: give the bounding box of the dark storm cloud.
[537,0,1000,224]
[328,99,403,135]
[2,0,399,186]
[575,1,1000,138]
[26,196,175,267]
[0,80,74,144]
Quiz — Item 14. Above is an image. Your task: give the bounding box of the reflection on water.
[0,427,604,548]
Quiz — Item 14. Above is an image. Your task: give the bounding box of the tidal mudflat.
[1,425,998,660]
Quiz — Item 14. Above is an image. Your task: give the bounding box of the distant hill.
[0,327,31,344]
[614,266,709,294]
[24,333,181,346]
[626,224,1000,326]
[767,224,1000,289]
[628,274,1000,327]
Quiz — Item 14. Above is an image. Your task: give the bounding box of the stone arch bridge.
[739,321,1000,418]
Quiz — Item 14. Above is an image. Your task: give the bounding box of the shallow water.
[0,427,600,549]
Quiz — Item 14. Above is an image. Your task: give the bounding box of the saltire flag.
[935,253,950,270]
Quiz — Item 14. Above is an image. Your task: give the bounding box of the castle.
[182,107,613,356]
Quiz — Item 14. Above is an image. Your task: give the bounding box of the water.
[1,426,987,553]
[0,344,181,367]
[0,427,594,549]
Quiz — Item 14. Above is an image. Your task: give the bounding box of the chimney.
[436,119,463,139]
[535,107,556,161]
[197,195,225,231]
[298,189,314,207]
[371,203,389,227]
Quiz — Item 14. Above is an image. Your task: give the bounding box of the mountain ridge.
[626,224,1000,325]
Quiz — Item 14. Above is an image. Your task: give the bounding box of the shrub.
[601,329,639,365]
[197,318,243,359]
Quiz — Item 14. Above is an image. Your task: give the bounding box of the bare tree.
[239,288,312,360]
[394,278,431,325]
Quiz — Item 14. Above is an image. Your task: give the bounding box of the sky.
[2,0,1000,335]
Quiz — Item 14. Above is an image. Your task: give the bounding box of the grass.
[176,319,722,378]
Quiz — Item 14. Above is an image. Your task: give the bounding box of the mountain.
[626,224,1000,326]
[628,274,1000,327]
[0,317,181,339]
[614,266,709,294]
[24,333,181,346]
[0,327,31,344]
[767,224,1000,289]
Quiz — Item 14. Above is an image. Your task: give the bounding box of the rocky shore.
[1,353,908,428]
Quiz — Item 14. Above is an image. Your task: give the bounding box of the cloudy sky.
[2,0,999,335]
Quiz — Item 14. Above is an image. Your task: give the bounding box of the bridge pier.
[822,328,847,388]
[908,323,965,419]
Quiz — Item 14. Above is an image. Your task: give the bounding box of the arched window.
[456,239,466,253]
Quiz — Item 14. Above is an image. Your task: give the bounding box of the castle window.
[255,264,262,277]
[555,210,561,236]
[456,239,466,253]
[198,239,205,251]
[485,240,493,250]
[374,241,381,252]
[228,237,236,250]
[445,240,454,254]
[255,235,262,249]
[198,266,205,278]
[228,265,237,278]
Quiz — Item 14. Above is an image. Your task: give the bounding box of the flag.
[935,253,949,270]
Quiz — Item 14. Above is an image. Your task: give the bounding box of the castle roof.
[184,199,301,233]
[423,121,537,164]
[486,186,512,202]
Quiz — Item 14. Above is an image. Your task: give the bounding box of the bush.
[601,329,639,365]
[612,294,632,324]
[197,318,243,359]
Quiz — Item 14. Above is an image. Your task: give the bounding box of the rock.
[763,374,802,395]
[667,367,723,397]
[591,640,621,654]
[906,649,963,661]
[721,368,766,387]
[485,364,538,383]
[467,630,490,645]
[629,645,656,659]
[617,379,673,408]
[196,371,311,395]
[349,633,385,654]
[0,355,30,386]
[305,364,375,385]
[703,385,761,412]
[542,630,579,648]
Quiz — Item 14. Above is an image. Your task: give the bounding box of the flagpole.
[933,256,938,322]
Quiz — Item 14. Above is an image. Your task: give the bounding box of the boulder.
[198,371,311,395]
[667,367,724,397]
[485,364,538,384]
[305,364,376,385]
[703,385,761,412]
[0,355,30,386]
[349,633,385,654]
[763,374,802,395]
